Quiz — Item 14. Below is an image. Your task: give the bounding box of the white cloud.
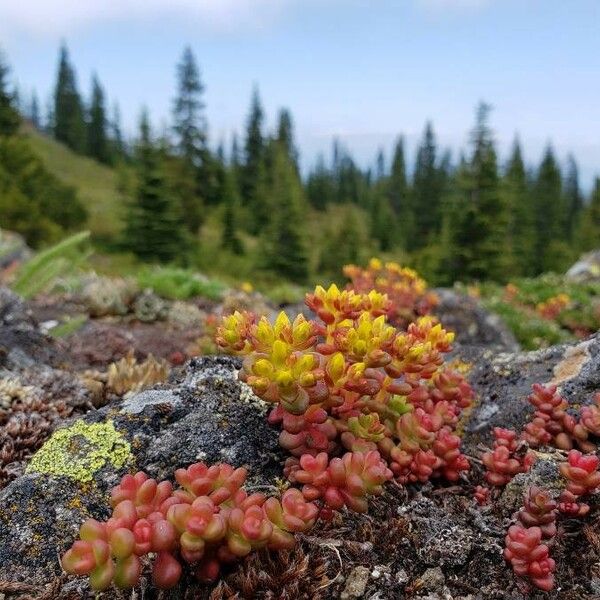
[0,0,303,36]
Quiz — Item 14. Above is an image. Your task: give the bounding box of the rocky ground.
[0,285,599,599]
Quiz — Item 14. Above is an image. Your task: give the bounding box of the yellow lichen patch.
[448,358,473,375]
[26,420,132,482]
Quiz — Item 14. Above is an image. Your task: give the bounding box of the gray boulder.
[566,250,600,281]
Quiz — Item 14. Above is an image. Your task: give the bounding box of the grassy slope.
[23,124,122,238]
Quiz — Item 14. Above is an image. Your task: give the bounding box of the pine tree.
[53,44,86,152]
[241,88,266,218]
[412,122,441,247]
[172,46,207,165]
[387,137,413,248]
[260,142,309,282]
[87,74,110,164]
[0,53,20,136]
[319,208,364,278]
[503,138,535,276]
[564,154,582,241]
[110,102,126,160]
[447,103,512,281]
[370,190,396,251]
[306,154,336,209]
[30,91,40,129]
[577,178,600,252]
[276,108,299,170]
[533,145,568,273]
[221,168,244,255]
[124,110,187,263]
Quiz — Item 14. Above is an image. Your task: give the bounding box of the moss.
[26,420,132,482]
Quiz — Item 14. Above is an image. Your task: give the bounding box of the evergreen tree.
[375,148,385,181]
[260,142,309,282]
[242,87,266,231]
[53,44,86,152]
[503,138,535,275]
[306,154,336,209]
[564,154,582,240]
[370,190,396,251]
[110,102,126,160]
[30,91,40,129]
[447,103,512,281]
[124,110,187,262]
[276,108,299,170]
[172,46,207,165]
[387,137,413,248]
[412,122,441,247]
[577,178,600,252]
[533,145,568,273]
[0,53,20,136]
[87,74,110,163]
[221,168,244,255]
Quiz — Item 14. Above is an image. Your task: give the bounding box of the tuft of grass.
[48,314,88,338]
[137,266,227,301]
[12,231,91,299]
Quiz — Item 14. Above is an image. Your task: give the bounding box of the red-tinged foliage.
[517,486,557,539]
[216,279,473,501]
[62,464,318,591]
[559,449,600,498]
[481,428,535,487]
[504,524,555,592]
[474,485,490,505]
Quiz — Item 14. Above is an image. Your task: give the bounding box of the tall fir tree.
[533,145,568,273]
[0,52,20,136]
[172,46,207,165]
[447,103,512,281]
[412,122,441,247]
[29,91,40,129]
[276,108,299,171]
[221,168,244,255]
[306,154,336,210]
[53,44,86,152]
[242,87,266,231]
[387,137,413,248]
[260,141,309,282]
[124,110,187,263]
[110,102,126,160]
[319,207,364,278]
[564,154,582,241]
[87,74,110,164]
[503,138,535,276]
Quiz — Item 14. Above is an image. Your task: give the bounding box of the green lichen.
[26,420,132,482]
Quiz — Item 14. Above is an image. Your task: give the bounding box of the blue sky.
[2,0,600,188]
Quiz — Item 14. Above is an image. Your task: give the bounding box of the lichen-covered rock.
[167,300,205,329]
[566,249,600,282]
[0,356,280,588]
[81,276,138,318]
[460,333,600,454]
[133,288,168,322]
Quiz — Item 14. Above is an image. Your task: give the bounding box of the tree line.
[12,44,600,283]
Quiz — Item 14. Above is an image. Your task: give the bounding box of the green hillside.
[23,124,123,238]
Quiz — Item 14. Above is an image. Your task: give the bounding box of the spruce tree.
[387,137,413,248]
[53,44,86,152]
[564,154,582,241]
[370,190,396,251]
[124,110,186,263]
[221,168,244,255]
[276,108,299,170]
[533,145,568,273]
[448,103,512,281]
[503,139,535,276]
[172,46,207,165]
[260,142,309,282]
[241,88,265,216]
[412,122,441,247]
[0,53,20,136]
[87,74,110,164]
[319,208,364,278]
[110,103,126,160]
[30,91,40,128]
[306,154,336,209]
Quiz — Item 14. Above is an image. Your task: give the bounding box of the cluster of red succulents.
[62,464,317,591]
[522,384,600,453]
[558,450,600,516]
[343,258,439,329]
[481,427,535,488]
[216,283,473,509]
[536,294,570,320]
[504,486,558,592]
